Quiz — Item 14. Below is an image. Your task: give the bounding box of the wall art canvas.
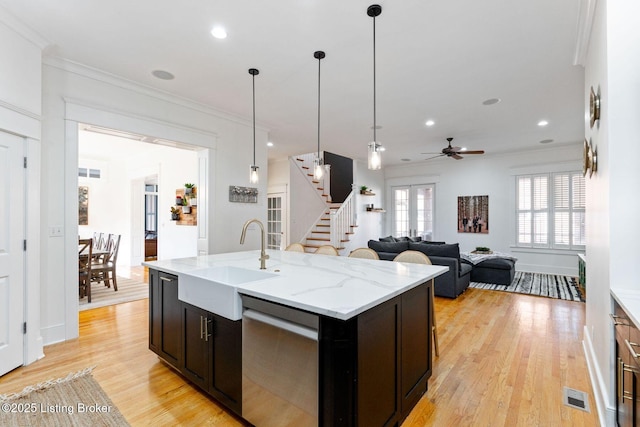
[458,195,488,234]
[79,186,89,225]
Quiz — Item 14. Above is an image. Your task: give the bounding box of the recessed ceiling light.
[211,26,227,39]
[538,120,549,127]
[401,158,411,162]
[482,98,501,106]
[267,142,274,147]
[539,139,554,144]
[425,120,435,127]
[151,70,175,80]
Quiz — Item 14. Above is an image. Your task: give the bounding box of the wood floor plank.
[0,285,599,426]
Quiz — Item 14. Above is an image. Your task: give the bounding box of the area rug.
[469,271,584,302]
[79,277,147,311]
[0,367,129,426]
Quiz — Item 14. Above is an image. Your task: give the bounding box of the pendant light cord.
[252,73,256,165]
[317,54,321,157]
[373,14,377,143]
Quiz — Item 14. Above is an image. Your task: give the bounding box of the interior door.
[392,184,434,240]
[0,131,25,376]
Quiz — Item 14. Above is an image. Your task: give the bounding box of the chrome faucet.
[240,219,269,270]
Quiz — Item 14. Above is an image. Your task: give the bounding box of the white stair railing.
[330,191,356,249]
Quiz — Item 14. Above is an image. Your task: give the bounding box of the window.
[145,184,158,233]
[516,172,585,249]
[78,167,101,179]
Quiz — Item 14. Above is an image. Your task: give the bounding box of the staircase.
[293,154,357,253]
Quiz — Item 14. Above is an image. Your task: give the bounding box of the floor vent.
[563,386,590,412]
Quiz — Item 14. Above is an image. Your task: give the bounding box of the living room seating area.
[367,238,472,298]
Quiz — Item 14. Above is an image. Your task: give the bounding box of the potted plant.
[170,206,180,220]
[184,183,195,195]
[176,195,183,205]
[181,195,191,214]
[360,185,369,195]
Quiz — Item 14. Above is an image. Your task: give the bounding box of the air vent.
[563,386,590,412]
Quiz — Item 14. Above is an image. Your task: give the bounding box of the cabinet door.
[400,282,430,416]
[182,303,210,390]
[357,296,400,427]
[210,313,242,415]
[149,270,182,367]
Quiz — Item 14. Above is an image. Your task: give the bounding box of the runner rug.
[469,271,584,302]
[0,367,129,426]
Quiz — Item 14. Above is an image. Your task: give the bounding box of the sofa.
[367,239,472,299]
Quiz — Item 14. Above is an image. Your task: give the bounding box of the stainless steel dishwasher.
[242,295,318,427]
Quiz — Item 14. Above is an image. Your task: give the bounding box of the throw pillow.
[379,235,396,242]
[368,240,410,253]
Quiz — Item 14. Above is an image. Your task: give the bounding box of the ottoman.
[470,258,516,285]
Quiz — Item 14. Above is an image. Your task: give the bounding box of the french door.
[267,193,286,250]
[391,184,434,240]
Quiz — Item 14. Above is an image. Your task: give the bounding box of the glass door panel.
[392,184,434,240]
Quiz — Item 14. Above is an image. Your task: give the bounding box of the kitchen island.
[144,250,447,426]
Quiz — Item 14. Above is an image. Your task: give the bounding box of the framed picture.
[458,195,488,234]
[79,186,89,225]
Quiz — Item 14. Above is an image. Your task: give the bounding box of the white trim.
[0,104,41,140]
[509,160,582,176]
[583,325,614,427]
[47,57,269,132]
[0,6,50,49]
[574,0,598,67]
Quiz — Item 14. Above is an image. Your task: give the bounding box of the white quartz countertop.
[611,288,640,327]
[143,250,448,320]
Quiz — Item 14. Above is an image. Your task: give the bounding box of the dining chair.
[348,248,380,260]
[91,234,121,291]
[79,238,93,303]
[92,232,104,251]
[284,243,306,253]
[393,250,439,357]
[314,245,339,256]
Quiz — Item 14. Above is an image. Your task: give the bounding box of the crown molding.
[573,0,597,66]
[43,56,269,132]
[0,5,49,50]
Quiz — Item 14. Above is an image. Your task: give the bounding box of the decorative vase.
[190,197,197,206]
[171,213,179,220]
[182,206,191,214]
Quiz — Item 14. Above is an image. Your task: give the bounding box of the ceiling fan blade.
[420,152,442,155]
[462,150,485,154]
[424,154,445,161]
[449,147,462,152]
[451,154,464,160]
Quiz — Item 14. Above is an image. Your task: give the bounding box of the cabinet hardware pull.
[610,313,623,325]
[625,339,640,359]
[205,318,212,342]
[159,276,173,282]
[200,316,204,339]
[618,357,624,400]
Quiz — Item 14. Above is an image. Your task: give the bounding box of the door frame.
[386,175,439,239]
[64,101,217,341]
[267,184,289,249]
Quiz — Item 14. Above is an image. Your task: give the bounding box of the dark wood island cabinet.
[149,269,242,416]
[148,258,440,426]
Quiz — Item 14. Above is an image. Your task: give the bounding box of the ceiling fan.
[422,137,485,160]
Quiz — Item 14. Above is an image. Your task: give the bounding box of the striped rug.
[79,276,148,311]
[469,271,584,302]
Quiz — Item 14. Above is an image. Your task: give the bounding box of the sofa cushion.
[421,241,446,245]
[368,240,410,253]
[409,242,460,260]
[474,258,515,270]
[379,235,396,242]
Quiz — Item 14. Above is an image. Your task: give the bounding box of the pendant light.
[313,50,326,180]
[367,4,382,170]
[248,68,260,184]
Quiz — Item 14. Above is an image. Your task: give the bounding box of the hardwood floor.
[0,287,598,426]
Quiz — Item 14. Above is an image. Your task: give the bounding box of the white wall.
[342,160,385,252]
[78,132,200,265]
[582,1,640,424]
[384,145,583,275]
[40,59,269,345]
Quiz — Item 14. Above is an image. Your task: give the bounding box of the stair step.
[316,224,330,228]
[312,180,320,184]
[312,231,330,234]
[296,158,304,162]
[304,244,345,250]
[317,187,324,191]
[307,237,330,242]
[302,166,309,170]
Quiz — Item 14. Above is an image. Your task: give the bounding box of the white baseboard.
[40,323,67,346]
[583,325,615,426]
